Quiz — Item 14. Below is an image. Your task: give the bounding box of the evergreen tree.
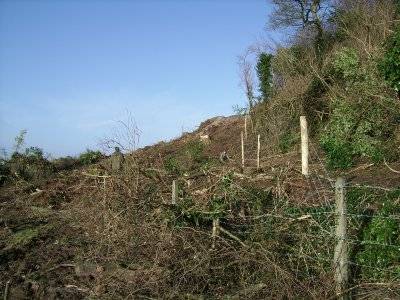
[256,53,273,101]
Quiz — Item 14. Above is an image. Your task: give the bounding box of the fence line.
[163,115,399,296]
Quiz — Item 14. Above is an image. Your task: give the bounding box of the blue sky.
[0,0,281,157]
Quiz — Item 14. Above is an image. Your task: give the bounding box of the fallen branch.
[46,263,76,273]
[384,160,400,174]
[4,280,11,300]
[219,226,247,248]
[81,172,111,178]
[346,163,374,175]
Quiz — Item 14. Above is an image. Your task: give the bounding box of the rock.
[199,134,211,144]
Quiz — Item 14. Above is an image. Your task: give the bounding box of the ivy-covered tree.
[379,26,400,99]
[256,53,273,101]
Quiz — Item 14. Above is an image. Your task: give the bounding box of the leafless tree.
[99,110,141,154]
[269,0,335,51]
[238,50,256,112]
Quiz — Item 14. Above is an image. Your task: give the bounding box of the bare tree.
[269,0,334,54]
[99,110,141,154]
[238,49,256,112]
[270,0,330,31]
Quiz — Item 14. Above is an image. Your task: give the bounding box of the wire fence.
[162,115,400,297]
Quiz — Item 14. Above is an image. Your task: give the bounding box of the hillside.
[1,114,399,299]
[1,0,400,298]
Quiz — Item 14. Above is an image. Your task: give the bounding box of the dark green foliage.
[278,132,299,153]
[164,156,183,176]
[379,26,400,96]
[8,148,54,182]
[185,140,207,165]
[347,188,400,281]
[78,149,103,165]
[0,158,10,186]
[256,53,273,101]
[320,47,398,169]
[52,156,79,171]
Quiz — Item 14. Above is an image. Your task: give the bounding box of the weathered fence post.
[171,180,177,205]
[244,115,248,140]
[212,218,220,249]
[334,177,349,300]
[300,116,309,176]
[241,131,245,169]
[257,134,260,170]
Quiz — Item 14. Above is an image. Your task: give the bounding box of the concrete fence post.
[241,131,245,169]
[334,177,349,300]
[244,115,248,140]
[257,134,260,170]
[300,116,309,176]
[172,180,177,205]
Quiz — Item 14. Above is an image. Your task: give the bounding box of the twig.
[46,263,76,273]
[219,226,247,248]
[4,280,11,300]
[384,160,400,174]
[81,172,111,178]
[345,163,374,175]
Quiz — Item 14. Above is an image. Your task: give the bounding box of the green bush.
[354,190,400,281]
[0,158,10,186]
[331,47,360,82]
[185,140,207,164]
[320,47,398,168]
[164,156,183,176]
[379,26,400,95]
[78,149,103,165]
[52,156,80,171]
[8,148,54,182]
[278,132,299,153]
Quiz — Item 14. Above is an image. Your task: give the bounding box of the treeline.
[240,0,400,168]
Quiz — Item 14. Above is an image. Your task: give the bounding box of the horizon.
[0,0,283,157]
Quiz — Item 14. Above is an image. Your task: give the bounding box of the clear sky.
[0,0,281,157]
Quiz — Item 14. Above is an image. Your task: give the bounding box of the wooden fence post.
[244,115,248,140]
[172,180,177,205]
[300,116,309,176]
[257,134,260,170]
[334,177,349,299]
[241,131,245,169]
[212,218,220,249]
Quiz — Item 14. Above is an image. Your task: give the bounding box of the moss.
[5,224,54,251]
[6,228,40,250]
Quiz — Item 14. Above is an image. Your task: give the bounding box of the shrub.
[0,158,10,186]
[164,156,183,176]
[353,189,400,281]
[331,47,360,82]
[278,132,299,153]
[320,47,399,168]
[8,148,54,182]
[185,140,208,165]
[379,26,400,97]
[78,149,103,165]
[52,156,80,171]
